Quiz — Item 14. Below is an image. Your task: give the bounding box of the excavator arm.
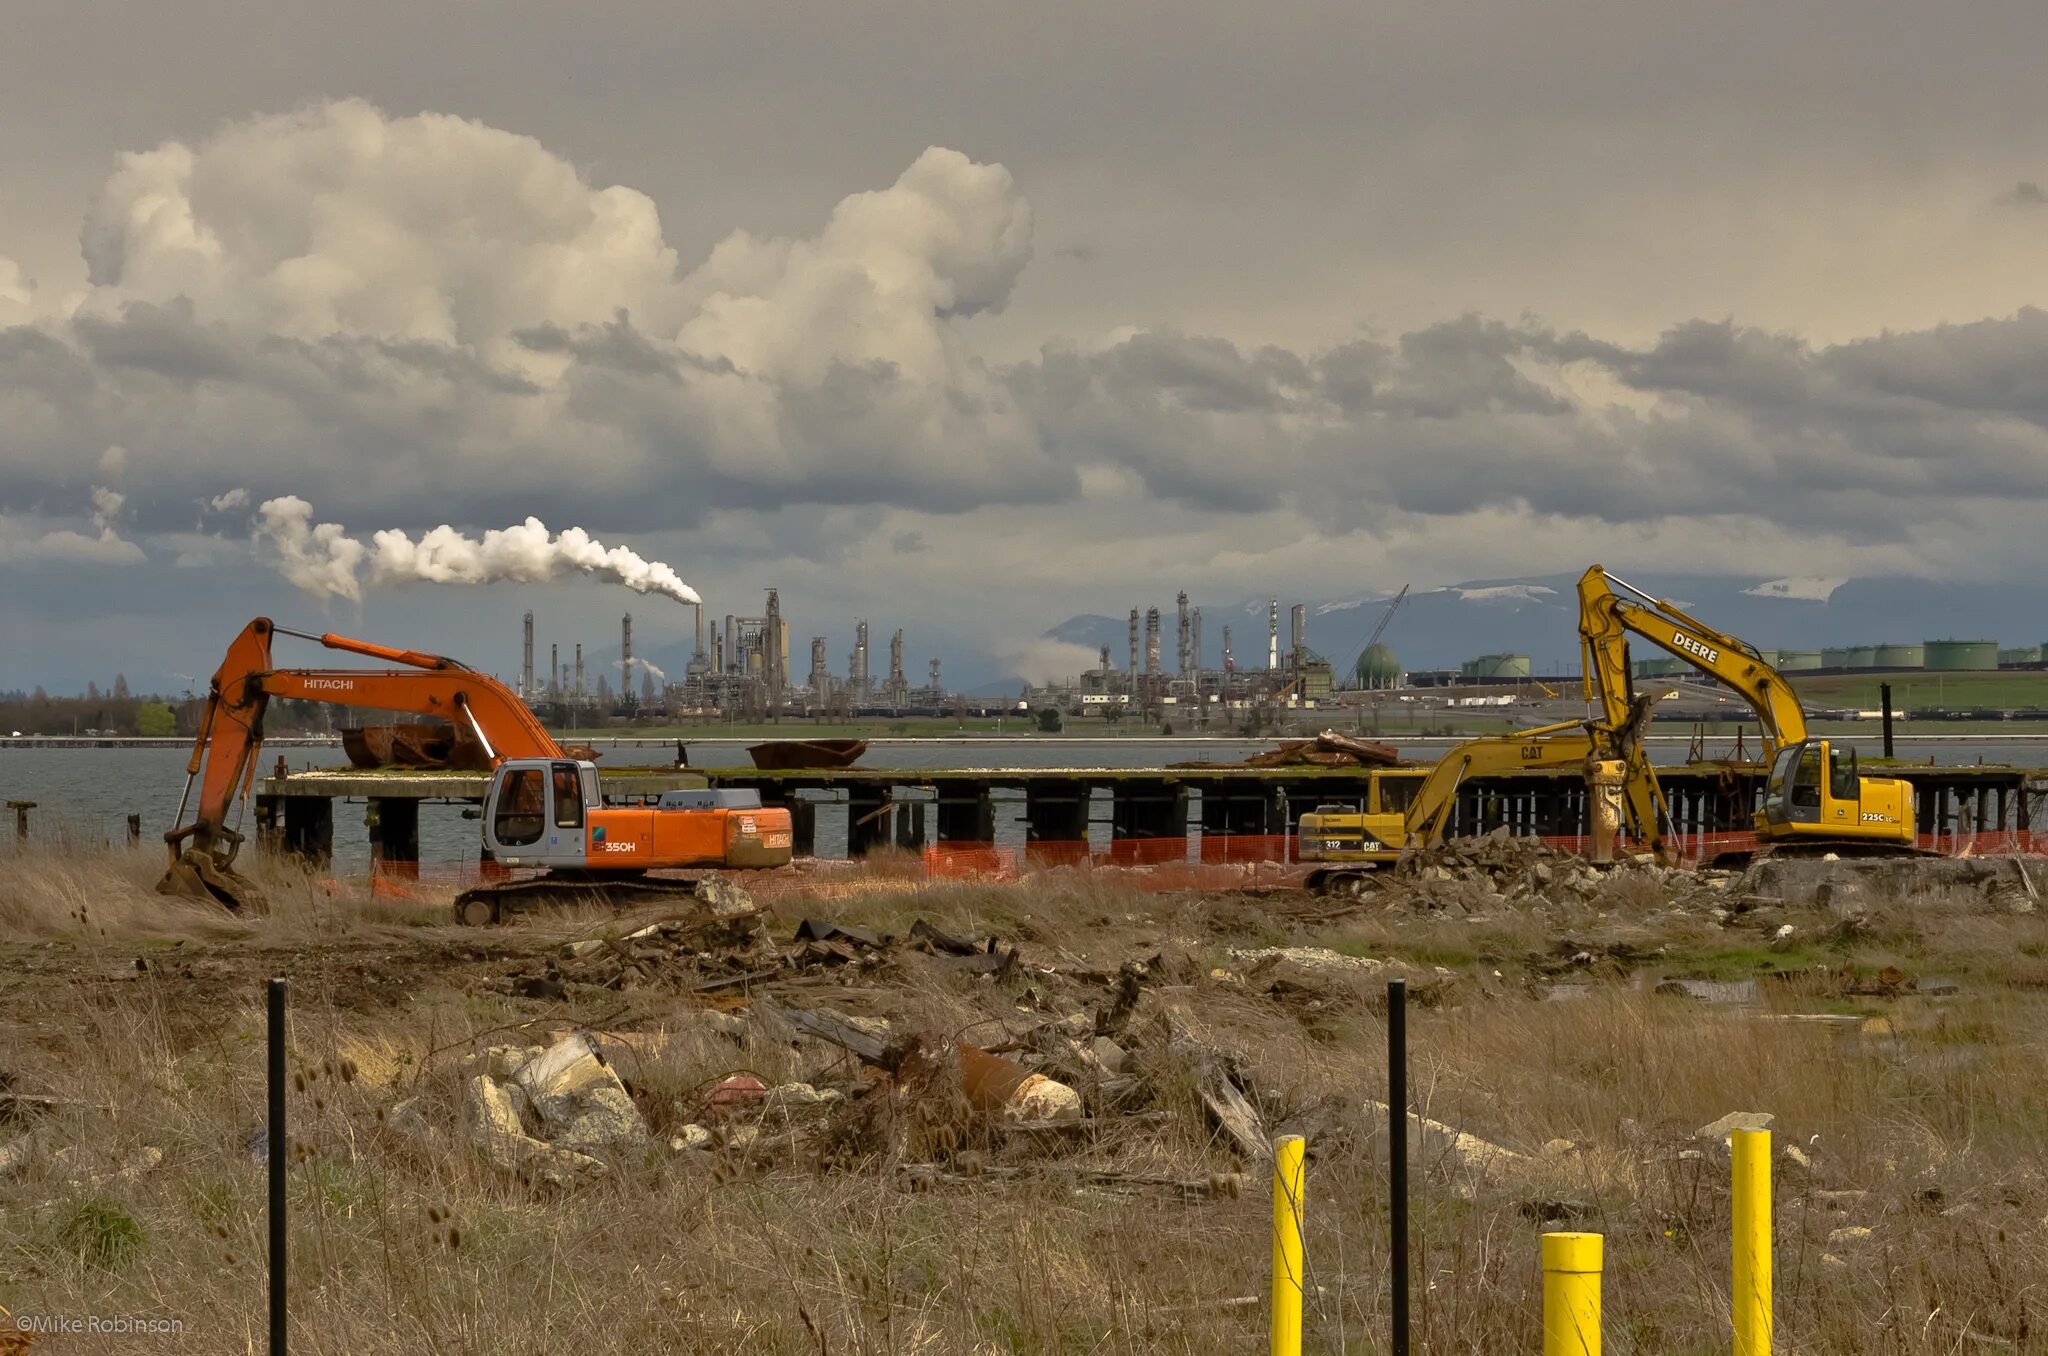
[1401,719,1665,854]
[1578,564,1807,755]
[161,617,561,908]
[1297,718,1672,892]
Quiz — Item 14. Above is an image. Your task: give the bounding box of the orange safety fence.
[322,825,2048,902]
[922,837,1310,891]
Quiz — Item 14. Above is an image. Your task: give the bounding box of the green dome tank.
[1355,643,1401,688]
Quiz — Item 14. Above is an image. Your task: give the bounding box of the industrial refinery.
[502,588,1385,724]
[510,591,954,723]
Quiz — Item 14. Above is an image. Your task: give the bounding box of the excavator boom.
[162,618,562,908]
[1578,565,1808,756]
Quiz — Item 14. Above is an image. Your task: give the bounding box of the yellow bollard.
[1542,1232,1603,1356]
[1732,1128,1772,1356]
[1270,1134,1307,1356]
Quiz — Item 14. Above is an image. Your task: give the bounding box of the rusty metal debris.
[1173,729,1401,770]
[747,738,868,770]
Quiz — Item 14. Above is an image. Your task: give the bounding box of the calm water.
[6,734,2043,870]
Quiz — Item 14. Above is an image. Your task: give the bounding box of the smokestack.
[1223,625,1234,673]
[764,588,784,709]
[888,629,905,704]
[550,642,559,698]
[521,610,534,699]
[1191,609,1203,673]
[810,636,828,694]
[851,620,870,697]
[1128,608,1140,682]
[724,614,737,674]
[621,613,633,703]
[574,643,584,697]
[1176,591,1190,678]
[1144,607,1161,676]
[1268,598,1279,671]
[1289,604,1305,669]
[1099,644,1111,673]
[928,657,942,695]
[693,602,704,663]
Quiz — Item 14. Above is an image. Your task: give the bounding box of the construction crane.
[161,618,790,920]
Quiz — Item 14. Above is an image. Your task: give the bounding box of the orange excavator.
[161,618,791,921]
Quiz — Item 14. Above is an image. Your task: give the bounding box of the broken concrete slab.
[764,1082,843,1109]
[1366,1099,1531,1188]
[462,1075,606,1185]
[512,1033,647,1154]
[693,873,754,916]
[1227,946,1386,974]
[463,1074,531,1145]
[1696,1111,1775,1142]
[1090,1036,1131,1075]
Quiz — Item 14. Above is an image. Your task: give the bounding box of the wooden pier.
[252,760,2043,868]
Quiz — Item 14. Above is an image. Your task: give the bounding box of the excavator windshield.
[1764,741,1857,825]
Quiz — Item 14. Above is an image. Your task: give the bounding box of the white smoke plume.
[249,496,699,606]
[210,488,250,512]
[997,638,1103,685]
[370,518,700,605]
[617,657,667,682]
[256,496,366,601]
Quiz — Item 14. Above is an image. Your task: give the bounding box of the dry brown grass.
[4,855,2048,1351]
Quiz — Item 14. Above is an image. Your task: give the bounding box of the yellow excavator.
[1577,564,1915,861]
[1296,719,1656,894]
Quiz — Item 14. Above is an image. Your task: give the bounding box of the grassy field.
[1790,669,2048,711]
[3,846,2046,1351]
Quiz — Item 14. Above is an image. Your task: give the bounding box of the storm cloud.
[5,80,2048,685]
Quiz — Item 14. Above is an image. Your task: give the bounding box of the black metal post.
[267,977,287,1356]
[1881,683,1895,760]
[1388,977,1409,1356]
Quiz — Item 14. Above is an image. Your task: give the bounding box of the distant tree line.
[0,683,379,739]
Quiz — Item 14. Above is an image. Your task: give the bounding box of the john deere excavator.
[1577,564,1915,862]
[161,618,790,921]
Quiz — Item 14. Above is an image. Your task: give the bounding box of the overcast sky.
[6,0,2048,690]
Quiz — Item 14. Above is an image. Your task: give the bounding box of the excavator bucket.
[157,849,268,914]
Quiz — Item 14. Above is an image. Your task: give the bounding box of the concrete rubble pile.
[391,1032,651,1187]
[1384,827,1733,913]
[427,920,1406,1198]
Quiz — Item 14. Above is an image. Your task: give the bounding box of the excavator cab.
[1759,739,1914,848]
[482,758,603,868]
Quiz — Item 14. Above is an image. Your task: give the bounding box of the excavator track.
[1702,840,1948,872]
[450,873,713,926]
